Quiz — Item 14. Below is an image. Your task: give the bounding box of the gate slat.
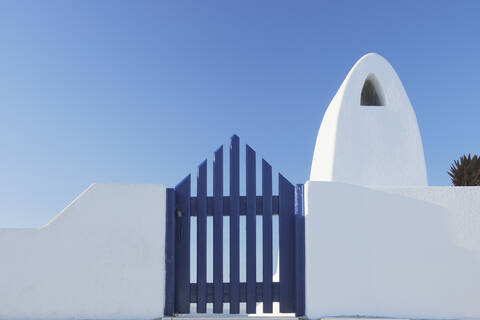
[246,145,256,314]
[229,135,240,314]
[175,175,191,314]
[262,160,273,313]
[279,174,295,313]
[213,146,223,313]
[164,188,175,316]
[190,195,280,216]
[196,161,207,313]
[190,282,281,303]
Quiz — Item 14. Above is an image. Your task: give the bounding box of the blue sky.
[1,0,479,227]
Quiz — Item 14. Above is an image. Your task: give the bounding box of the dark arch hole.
[361,79,384,106]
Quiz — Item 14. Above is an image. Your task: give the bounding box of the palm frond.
[447,154,480,186]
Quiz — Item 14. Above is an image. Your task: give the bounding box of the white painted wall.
[305,181,480,319]
[0,183,166,320]
[310,53,428,186]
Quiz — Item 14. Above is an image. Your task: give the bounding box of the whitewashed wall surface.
[0,183,166,320]
[305,181,480,320]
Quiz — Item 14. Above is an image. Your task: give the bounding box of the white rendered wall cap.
[310,53,428,186]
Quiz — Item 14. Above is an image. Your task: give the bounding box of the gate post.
[164,188,176,316]
[295,184,306,317]
[174,176,191,314]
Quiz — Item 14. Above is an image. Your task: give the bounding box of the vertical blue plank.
[246,145,256,314]
[229,135,240,314]
[262,160,273,313]
[213,147,223,313]
[295,184,305,317]
[279,174,295,313]
[175,175,191,313]
[197,161,207,313]
[164,188,176,316]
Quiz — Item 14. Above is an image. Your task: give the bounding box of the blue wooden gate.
[164,135,305,316]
